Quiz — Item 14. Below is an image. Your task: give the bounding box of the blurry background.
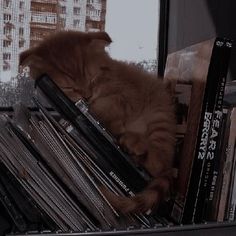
[0,0,160,107]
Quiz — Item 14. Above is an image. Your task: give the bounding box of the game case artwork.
[164,38,216,222]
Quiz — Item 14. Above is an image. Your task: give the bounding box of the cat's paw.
[123,190,160,214]
[100,185,160,214]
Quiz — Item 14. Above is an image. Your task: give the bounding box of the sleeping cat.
[19,30,176,214]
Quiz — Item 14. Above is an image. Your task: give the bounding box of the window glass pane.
[0,0,160,107]
[106,0,159,63]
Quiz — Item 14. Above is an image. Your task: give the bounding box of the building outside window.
[3,0,11,8]
[3,13,12,22]
[3,40,11,47]
[19,27,24,36]
[19,14,24,23]
[0,0,108,107]
[19,1,25,10]
[73,7,80,15]
[73,19,80,27]
[3,53,11,60]
[3,26,12,35]
[0,0,159,109]
[60,6,66,14]
[19,40,25,48]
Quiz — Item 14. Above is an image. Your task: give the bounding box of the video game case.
[0,117,69,231]
[181,38,226,224]
[34,74,151,196]
[194,39,232,223]
[217,108,236,221]
[13,102,122,230]
[227,143,236,221]
[33,98,124,200]
[0,114,100,232]
[204,108,230,221]
[0,161,57,232]
[32,98,154,229]
[0,169,27,232]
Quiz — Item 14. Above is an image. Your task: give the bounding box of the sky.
[105,0,159,62]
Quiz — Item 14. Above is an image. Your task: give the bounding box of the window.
[19,27,24,36]
[3,0,11,8]
[73,19,80,27]
[3,26,12,35]
[105,0,159,64]
[60,18,66,28]
[0,0,160,108]
[46,15,56,24]
[87,9,101,18]
[19,1,24,10]
[3,53,11,60]
[3,14,11,22]
[3,40,11,47]
[88,0,101,3]
[60,6,66,14]
[19,14,24,23]
[19,40,25,48]
[73,7,80,15]
[3,62,10,71]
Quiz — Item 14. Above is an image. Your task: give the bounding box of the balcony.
[31,0,58,4]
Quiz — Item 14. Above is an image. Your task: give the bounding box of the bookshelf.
[1,68,236,236]
[5,222,236,236]
[0,1,235,235]
[1,40,236,236]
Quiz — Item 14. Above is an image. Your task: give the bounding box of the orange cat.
[19,30,176,214]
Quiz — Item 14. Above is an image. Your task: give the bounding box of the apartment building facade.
[0,0,107,82]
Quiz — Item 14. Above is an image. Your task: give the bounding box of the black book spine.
[63,121,137,197]
[35,74,150,195]
[205,108,229,220]
[0,161,58,232]
[0,172,27,232]
[181,38,225,224]
[194,39,232,223]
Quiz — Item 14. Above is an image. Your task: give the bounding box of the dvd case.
[0,74,166,233]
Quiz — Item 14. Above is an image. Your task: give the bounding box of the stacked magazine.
[0,74,165,233]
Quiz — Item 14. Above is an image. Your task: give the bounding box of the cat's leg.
[100,173,172,214]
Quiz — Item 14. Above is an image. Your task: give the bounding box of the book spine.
[204,108,230,220]
[227,144,236,221]
[0,161,58,231]
[0,174,27,232]
[217,108,236,222]
[181,38,225,224]
[217,108,236,221]
[194,39,232,222]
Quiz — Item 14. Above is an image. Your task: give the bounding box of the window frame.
[157,0,169,77]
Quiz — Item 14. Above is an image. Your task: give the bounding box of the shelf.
[8,222,236,236]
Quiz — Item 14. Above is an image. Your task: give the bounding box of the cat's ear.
[88,31,112,52]
[89,31,112,44]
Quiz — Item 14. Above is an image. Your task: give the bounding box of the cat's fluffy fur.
[19,30,176,214]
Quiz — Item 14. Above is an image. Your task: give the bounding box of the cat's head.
[19,30,112,100]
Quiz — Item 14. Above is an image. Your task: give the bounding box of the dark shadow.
[206,0,236,81]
